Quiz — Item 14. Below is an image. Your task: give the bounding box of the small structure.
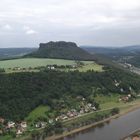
[119,94,132,103]
[20,121,27,128]
[0,129,3,134]
[47,65,55,70]
[132,136,140,140]
[0,117,5,124]
[7,121,15,128]
[16,127,24,135]
[35,122,47,128]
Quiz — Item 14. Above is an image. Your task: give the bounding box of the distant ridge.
[26,41,94,60]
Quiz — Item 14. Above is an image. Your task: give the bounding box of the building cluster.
[56,103,96,121]
[0,118,27,136]
[119,94,132,102]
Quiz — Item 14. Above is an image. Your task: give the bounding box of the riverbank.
[45,101,140,140]
[122,129,140,140]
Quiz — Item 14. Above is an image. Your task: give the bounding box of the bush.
[111,108,120,115]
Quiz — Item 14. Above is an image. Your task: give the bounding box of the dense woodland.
[0,48,36,59]
[0,67,140,121]
[83,46,140,68]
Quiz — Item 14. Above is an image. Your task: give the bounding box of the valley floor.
[2,98,140,140]
[45,100,140,140]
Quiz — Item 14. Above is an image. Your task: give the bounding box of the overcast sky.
[0,0,140,48]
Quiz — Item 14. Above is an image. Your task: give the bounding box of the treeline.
[0,67,140,120]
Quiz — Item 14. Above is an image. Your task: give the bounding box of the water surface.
[62,108,140,140]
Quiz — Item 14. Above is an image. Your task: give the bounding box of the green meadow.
[26,105,50,123]
[0,58,103,72]
[0,58,92,69]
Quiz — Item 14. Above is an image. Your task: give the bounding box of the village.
[0,96,97,137]
[0,78,137,138]
[0,91,135,138]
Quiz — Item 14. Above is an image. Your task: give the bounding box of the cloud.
[23,26,38,35]
[2,24,13,30]
[25,29,37,35]
[0,0,140,47]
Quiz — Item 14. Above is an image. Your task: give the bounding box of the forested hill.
[81,45,140,68]
[26,41,94,60]
[0,67,140,120]
[0,48,36,59]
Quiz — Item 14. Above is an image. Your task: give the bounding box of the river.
[61,108,140,140]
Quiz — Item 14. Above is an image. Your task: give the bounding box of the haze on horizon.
[0,0,140,48]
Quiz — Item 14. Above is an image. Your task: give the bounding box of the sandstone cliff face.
[39,41,78,49]
[27,41,94,60]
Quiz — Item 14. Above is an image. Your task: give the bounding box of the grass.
[94,94,123,109]
[0,58,103,73]
[0,135,12,140]
[2,98,140,140]
[64,98,140,128]
[25,105,49,122]
[77,63,103,72]
[0,58,93,69]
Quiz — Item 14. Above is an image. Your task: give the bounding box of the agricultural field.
[78,63,103,72]
[0,58,81,68]
[0,58,103,72]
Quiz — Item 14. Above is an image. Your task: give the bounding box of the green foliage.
[64,110,111,129]
[44,121,63,136]
[0,58,93,69]
[0,67,140,121]
[111,108,120,115]
[26,105,49,122]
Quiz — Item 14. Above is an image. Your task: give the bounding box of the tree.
[111,108,120,115]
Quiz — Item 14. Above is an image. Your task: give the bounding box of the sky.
[0,0,140,48]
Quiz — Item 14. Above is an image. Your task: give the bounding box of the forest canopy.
[0,67,140,120]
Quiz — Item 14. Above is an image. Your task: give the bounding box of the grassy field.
[26,105,50,123]
[2,97,140,140]
[0,58,92,69]
[0,135,12,140]
[78,63,103,72]
[0,58,103,72]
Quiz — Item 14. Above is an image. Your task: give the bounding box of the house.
[35,122,41,128]
[47,65,55,70]
[16,128,24,135]
[7,121,15,128]
[61,116,68,120]
[20,122,27,128]
[72,65,77,68]
[114,80,120,87]
[55,117,59,121]
[82,98,86,101]
[87,103,92,107]
[0,130,3,134]
[120,88,124,92]
[40,122,47,128]
[119,96,129,102]
[128,94,131,98]
[119,94,132,103]
[132,136,140,140]
[92,106,96,111]
[0,117,5,124]
[80,109,84,114]
[35,122,47,128]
